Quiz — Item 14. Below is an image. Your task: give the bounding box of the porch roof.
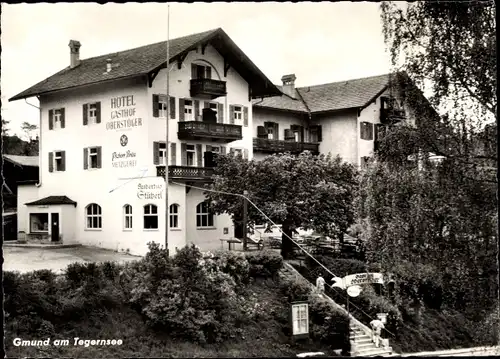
[25,196,77,207]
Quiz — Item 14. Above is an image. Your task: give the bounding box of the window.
[196,201,214,228]
[267,127,274,140]
[360,122,374,141]
[158,143,167,165]
[123,204,133,230]
[88,103,97,124]
[144,204,158,230]
[192,64,212,79]
[158,95,168,117]
[49,150,65,172]
[231,148,243,157]
[169,204,179,229]
[30,213,49,233]
[86,203,102,230]
[184,100,194,121]
[292,303,309,335]
[54,109,63,129]
[233,106,242,122]
[54,151,63,171]
[89,147,99,168]
[186,144,195,166]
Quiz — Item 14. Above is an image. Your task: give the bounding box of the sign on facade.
[106,95,143,130]
[111,134,137,168]
[137,183,164,200]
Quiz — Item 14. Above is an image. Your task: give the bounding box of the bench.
[220,238,242,251]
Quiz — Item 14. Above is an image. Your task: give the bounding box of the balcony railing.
[157,165,214,181]
[253,138,319,154]
[190,78,227,99]
[178,121,242,143]
[380,108,406,124]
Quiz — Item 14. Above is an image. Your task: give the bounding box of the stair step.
[354,342,377,349]
[354,347,392,357]
[352,334,371,340]
[352,337,372,344]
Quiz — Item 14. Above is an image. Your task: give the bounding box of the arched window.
[169,204,179,229]
[86,203,102,229]
[123,204,133,230]
[196,201,214,228]
[143,204,158,230]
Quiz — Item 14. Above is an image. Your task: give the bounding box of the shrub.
[308,294,350,354]
[280,277,311,302]
[212,250,250,287]
[245,250,283,278]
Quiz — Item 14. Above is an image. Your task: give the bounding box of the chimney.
[281,74,297,98]
[106,59,112,72]
[68,40,81,68]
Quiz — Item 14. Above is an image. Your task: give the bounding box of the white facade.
[17,43,255,256]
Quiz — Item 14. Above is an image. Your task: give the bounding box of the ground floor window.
[123,204,133,230]
[30,213,49,233]
[144,204,158,229]
[196,201,214,228]
[169,203,179,229]
[86,203,102,229]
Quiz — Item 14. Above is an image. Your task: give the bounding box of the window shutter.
[96,146,102,168]
[181,143,187,165]
[61,151,66,171]
[194,100,200,121]
[368,123,374,140]
[179,99,185,122]
[169,96,176,119]
[204,101,210,109]
[273,122,279,140]
[284,129,294,140]
[83,148,88,170]
[300,126,305,142]
[317,125,323,142]
[243,106,248,127]
[152,95,159,118]
[229,105,235,124]
[206,144,212,152]
[257,126,267,138]
[221,146,226,155]
[191,64,197,79]
[153,141,159,165]
[217,103,223,123]
[206,66,212,79]
[48,152,54,172]
[48,110,54,130]
[60,108,66,128]
[196,144,202,167]
[243,149,249,160]
[96,102,101,123]
[170,143,176,165]
[83,104,88,126]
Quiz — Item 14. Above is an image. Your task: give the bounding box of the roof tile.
[25,195,77,206]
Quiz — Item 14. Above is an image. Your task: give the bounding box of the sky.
[1,2,393,139]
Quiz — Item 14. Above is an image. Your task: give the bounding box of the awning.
[25,195,77,207]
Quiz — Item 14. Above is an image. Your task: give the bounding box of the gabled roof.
[9,28,280,101]
[253,73,392,114]
[252,85,309,113]
[25,196,77,207]
[3,154,39,167]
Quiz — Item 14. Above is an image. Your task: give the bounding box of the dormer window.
[191,64,212,80]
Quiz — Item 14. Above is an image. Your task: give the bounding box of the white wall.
[17,184,40,234]
[315,110,358,165]
[358,98,381,161]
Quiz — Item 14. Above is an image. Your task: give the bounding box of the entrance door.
[51,213,59,242]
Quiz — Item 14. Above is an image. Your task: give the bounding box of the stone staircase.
[350,322,393,357]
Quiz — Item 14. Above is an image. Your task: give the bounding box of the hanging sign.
[331,272,384,290]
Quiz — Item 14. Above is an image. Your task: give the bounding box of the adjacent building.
[9,28,280,255]
[252,73,411,167]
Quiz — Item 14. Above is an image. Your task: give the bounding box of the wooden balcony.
[156,165,214,182]
[178,121,242,143]
[253,138,319,154]
[380,108,406,124]
[190,79,227,99]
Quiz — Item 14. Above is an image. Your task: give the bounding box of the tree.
[2,118,10,136]
[205,152,358,259]
[21,121,38,141]
[380,1,497,179]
